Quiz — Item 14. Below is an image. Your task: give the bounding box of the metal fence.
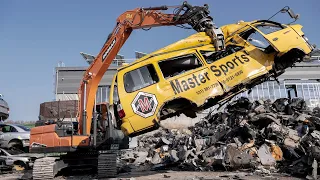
[235,81,320,108]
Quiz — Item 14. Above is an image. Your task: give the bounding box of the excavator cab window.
[113,86,119,104]
[112,78,122,127]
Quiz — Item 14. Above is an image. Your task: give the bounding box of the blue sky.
[0,0,319,121]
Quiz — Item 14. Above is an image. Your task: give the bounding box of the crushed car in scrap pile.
[119,97,320,179]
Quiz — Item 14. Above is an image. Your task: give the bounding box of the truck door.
[199,45,250,90]
[117,63,161,132]
[199,40,274,92]
[250,21,300,53]
[199,23,279,91]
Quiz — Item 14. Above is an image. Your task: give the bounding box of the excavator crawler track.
[98,152,117,178]
[32,157,57,180]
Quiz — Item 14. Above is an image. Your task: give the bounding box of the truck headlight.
[302,35,309,42]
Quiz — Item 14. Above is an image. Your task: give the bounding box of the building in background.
[234,49,320,108]
[55,54,125,103]
[235,62,320,108]
[54,51,148,103]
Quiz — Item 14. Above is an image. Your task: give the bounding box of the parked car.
[0,148,42,170]
[0,124,30,151]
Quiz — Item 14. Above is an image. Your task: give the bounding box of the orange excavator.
[29,1,225,179]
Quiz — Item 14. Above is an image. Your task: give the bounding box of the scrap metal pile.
[119,97,320,178]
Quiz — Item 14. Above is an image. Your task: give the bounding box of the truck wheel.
[8,141,23,151]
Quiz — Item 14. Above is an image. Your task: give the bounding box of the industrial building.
[54,50,320,110]
[54,52,145,103]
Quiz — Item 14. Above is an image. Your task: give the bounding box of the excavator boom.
[78,1,225,136]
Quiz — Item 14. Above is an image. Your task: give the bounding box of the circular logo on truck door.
[131,92,158,118]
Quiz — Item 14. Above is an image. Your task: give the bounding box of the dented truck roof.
[117,32,213,71]
[116,19,288,72]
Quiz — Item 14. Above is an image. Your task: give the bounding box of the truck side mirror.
[285,8,300,20]
[280,7,300,21]
[288,9,297,19]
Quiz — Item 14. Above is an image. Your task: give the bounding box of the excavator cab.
[91,101,129,150]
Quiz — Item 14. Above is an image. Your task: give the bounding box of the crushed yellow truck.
[112,20,314,136]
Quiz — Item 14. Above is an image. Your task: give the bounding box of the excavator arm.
[78,1,225,136]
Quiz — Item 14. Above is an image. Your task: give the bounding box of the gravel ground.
[57,171,306,180]
[0,170,310,180]
[0,172,24,180]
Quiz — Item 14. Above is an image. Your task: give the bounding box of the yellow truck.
[111,19,314,136]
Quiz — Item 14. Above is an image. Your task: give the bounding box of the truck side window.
[200,45,244,63]
[124,64,159,93]
[158,54,202,79]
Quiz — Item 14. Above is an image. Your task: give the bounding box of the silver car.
[0,124,30,151]
[0,148,42,170]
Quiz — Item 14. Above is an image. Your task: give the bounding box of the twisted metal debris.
[119,97,320,179]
